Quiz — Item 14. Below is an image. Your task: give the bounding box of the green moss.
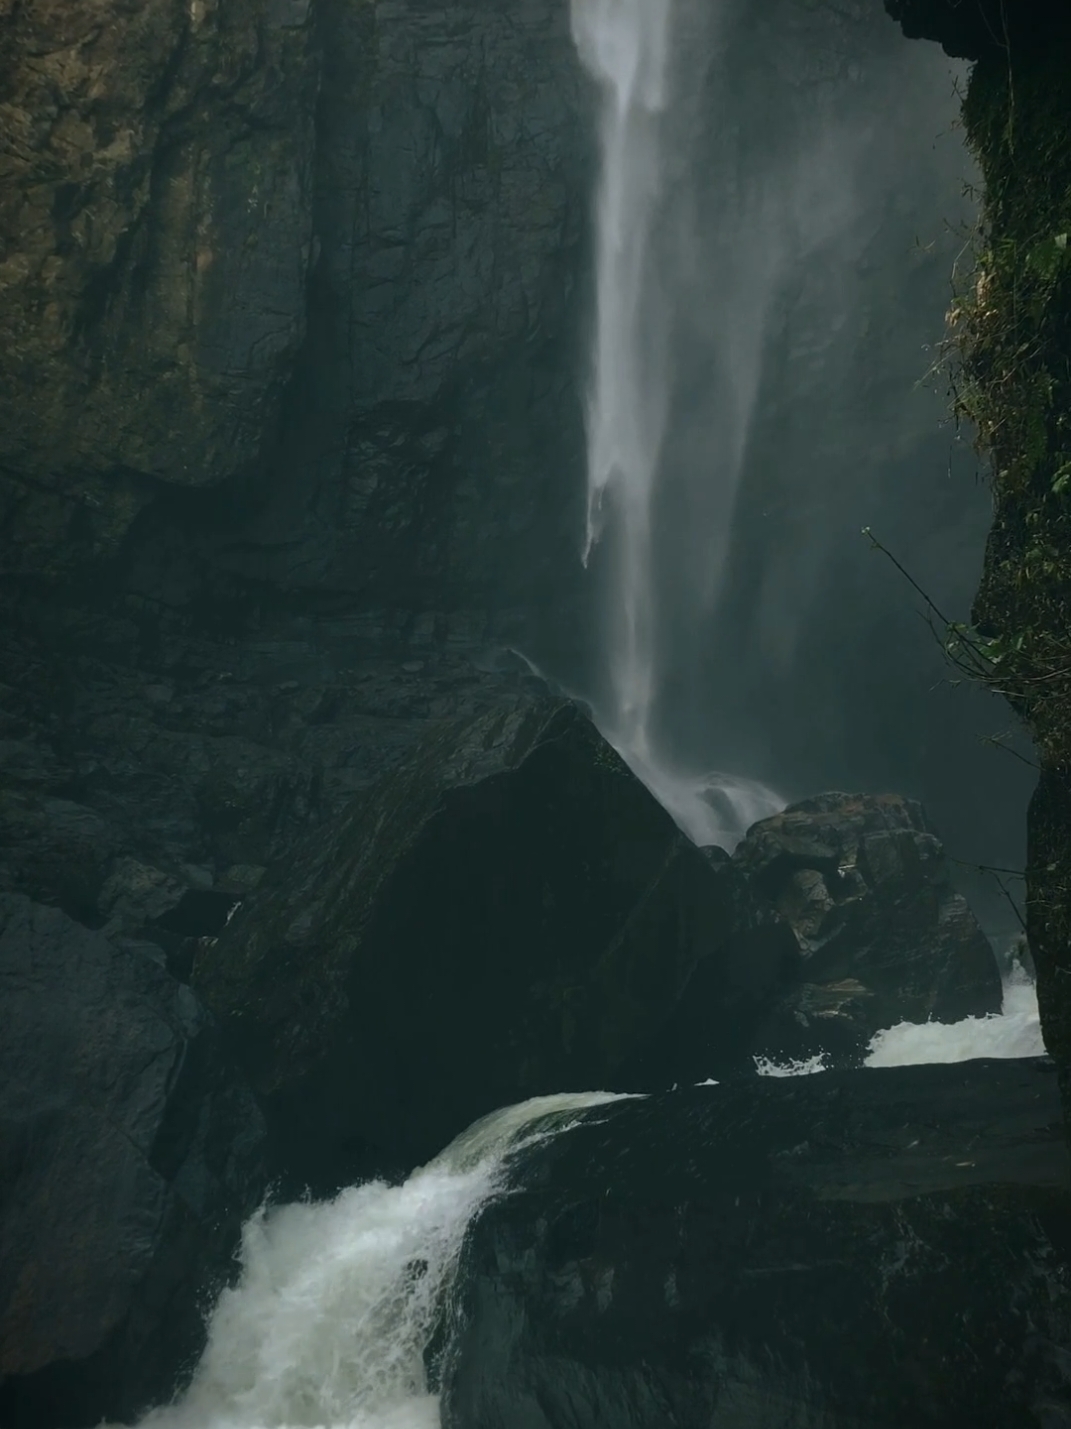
[947,44,1071,1092]
[948,48,1071,766]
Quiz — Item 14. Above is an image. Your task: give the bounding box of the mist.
[569,0,1032,925]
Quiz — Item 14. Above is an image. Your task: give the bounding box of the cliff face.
[0,0,588,924]
[0,3,592,1418]
[886,0,1071,1111]
[0,0,319,571]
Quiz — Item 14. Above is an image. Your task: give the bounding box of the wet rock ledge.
[444,1059,1071,1429]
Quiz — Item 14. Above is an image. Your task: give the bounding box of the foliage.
[941,48,1071,766]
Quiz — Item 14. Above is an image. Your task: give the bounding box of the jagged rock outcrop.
[443,1060,1071,1429]
[0,895,265,1429]
[194,699,746,1182]
[739,792,1003,1067]
[630,793,1003,1084]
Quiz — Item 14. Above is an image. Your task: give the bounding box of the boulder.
[443,1059,1071,1429]
[0,896,265,1429]
[620,794,1003,1083]
[738,792,1002,1070]
[194,699,755,1182]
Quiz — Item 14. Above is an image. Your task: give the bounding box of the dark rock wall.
[0,895,265,1428]
[0,0,589,940]
[207,0,589,636]
[0,0,319,571]
[884,4,1071,1114]
[0,2,591,1416]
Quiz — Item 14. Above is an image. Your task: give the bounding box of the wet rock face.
[211,0,589,638]
[443,1061,1071,1429]
[0,0,319,570]
[194,700,740,1182]
[0,0,587,611]
[0,896,265,1429]
[0,0,589,942]
[738,792,1002,1067]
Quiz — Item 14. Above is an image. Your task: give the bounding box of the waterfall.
[571,0,673,725]
[566,0,1022,886]
[570,0,783,849]
[122,1093,629,1429]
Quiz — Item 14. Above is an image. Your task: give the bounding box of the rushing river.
[121,978,1044,1429]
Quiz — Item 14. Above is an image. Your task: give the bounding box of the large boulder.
[194,699,759,1181]
[627,793,1003,1083]
[737,792,1002,1070]
[0,896,265,1429]
[443,1059,1071,1429]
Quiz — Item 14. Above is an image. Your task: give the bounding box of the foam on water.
[751,968,1047,1077]
[754,1052,829,1078]
[864,966,1046,1067]
[126,1092,630,1429]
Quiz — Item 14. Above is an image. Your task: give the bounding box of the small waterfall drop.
[570,0,783,849]
[122,1093,628,1429]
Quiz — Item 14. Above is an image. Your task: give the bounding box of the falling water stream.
[121,1094,631,1429]
[570,0,783,847]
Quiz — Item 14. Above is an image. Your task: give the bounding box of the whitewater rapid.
[864,964,1045,1067]
[123,976,1045,1429]
[126,1093,629,1429]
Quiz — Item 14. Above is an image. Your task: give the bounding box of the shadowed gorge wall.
[1,5,598,1417]
[0,0,593,924]
[2,1,1066,1420]
[884,0,1071,1111]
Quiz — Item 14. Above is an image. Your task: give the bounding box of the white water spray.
[751,967,1047,1077]
[571,0,782,848]
[864,964,1046,1068]
[571,0,672,740]
[125,1093,629,1429]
